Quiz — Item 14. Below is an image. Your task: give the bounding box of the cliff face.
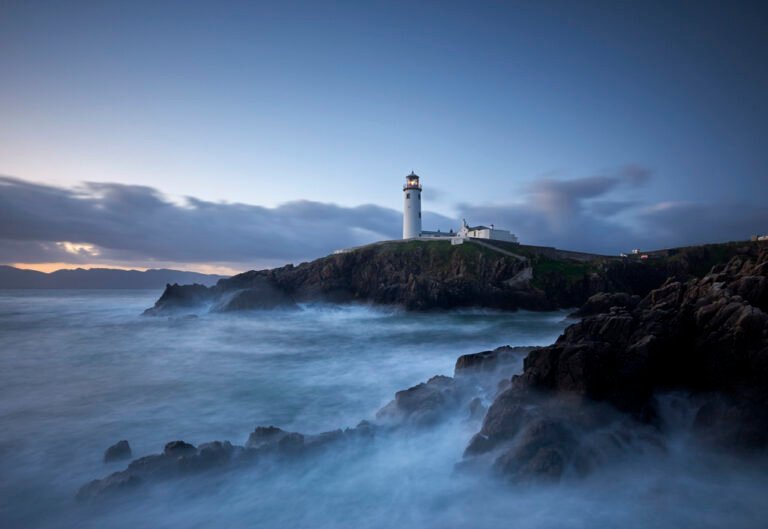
[145,239,760,314]
[463,243,768,481]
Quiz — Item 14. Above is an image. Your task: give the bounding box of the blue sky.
[1,1,766,272]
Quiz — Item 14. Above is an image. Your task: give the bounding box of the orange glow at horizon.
[10,262,147,273]
[10,262,244,275]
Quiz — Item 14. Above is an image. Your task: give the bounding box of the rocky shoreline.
[143,240,755,314]
[79,241,768,500]
[77,344,535,500]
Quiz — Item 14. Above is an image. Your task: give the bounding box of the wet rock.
[143,283,213,315]
[454,346,538,376]
[246,426,289,450]
[80,439,238,500]
[465,388,531,457]
[164,440,196,458]
[77,472,142,500]
[305,429,344,449]
[376,375,465,427]
[464,246,768,480]
[103,440,131,463]
[211,280,297,312]
[493,418,575,482]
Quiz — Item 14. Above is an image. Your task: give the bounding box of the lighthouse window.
[419,212,421,218]
[406,193,410,199]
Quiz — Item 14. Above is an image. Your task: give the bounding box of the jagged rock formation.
[145,240,753,314]
[77,424,374,500]
[463,244,768,480]
[77,345,532,500]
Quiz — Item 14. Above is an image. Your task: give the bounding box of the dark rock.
[348,420,375,439]
[454,346,538,376]
[376,375,465,427]
[77,473,142,500]
[463,245,768,481]
[692,393,768,452]
[306,429,344,446]
[163,440,196,458]
[465,387,532,456]
[246,426,290,450]
[127,454,176,478]
[143,283,213,315]
[190,441,235,470]
[277,432,305,454]
[493,418,575,482]
[103,440,132,463]
[211,279,298,312]
[147,240,755,314]
[572,292,640,317]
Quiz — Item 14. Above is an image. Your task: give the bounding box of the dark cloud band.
[1,170,765,269]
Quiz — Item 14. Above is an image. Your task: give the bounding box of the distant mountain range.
[0,266,226,289]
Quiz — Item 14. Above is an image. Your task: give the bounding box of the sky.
[1,0,767,274]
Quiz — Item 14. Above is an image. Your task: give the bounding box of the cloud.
[1,167,765,271]
[457,166,767,254]
[0,175,455,270]
[636,201,768,247]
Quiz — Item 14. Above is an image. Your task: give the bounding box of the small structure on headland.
[454,219,518,243]
[401,171,518,244]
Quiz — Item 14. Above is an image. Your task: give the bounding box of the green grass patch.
[530,256,596,288]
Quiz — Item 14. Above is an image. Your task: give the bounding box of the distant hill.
[0,266,226,289]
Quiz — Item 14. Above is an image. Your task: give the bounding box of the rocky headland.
[79,240,768,500]
[144,239,754,314]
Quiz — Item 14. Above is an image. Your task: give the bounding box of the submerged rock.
[78,423,374,500]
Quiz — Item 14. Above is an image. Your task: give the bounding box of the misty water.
[1,290,767,529]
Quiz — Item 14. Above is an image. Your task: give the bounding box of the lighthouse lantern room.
[402,171,422,239]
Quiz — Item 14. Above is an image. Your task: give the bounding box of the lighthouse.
[402,171,422,239]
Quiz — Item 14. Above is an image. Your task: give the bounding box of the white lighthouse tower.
[402,171,422,239]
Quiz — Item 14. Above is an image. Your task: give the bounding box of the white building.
[402,171,422,239]
[400,171,518,243]
[455,219,518,243]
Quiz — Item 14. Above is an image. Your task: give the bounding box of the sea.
[1,290,766,529]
